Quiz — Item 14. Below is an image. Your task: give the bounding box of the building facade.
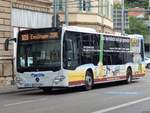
[144,14,150,57]
[0,0,12,85]
[0,0,52,86]
[113,0,121,4]
[51,0,114,33]
[0,0,114,86]
[128,8,145,19]
[113,8,129,33]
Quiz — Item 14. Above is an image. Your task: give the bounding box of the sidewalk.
[0,85,37,94]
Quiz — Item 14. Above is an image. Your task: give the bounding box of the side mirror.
[4,38,9,51]
[4,38,16,51]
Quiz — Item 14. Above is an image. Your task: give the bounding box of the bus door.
[64,39,78,69]
[63,31,84,83]
[131,38,143,75]
[103,54,114,78]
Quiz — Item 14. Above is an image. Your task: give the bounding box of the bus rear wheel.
[84,71,93,91]
[126,68,132,84]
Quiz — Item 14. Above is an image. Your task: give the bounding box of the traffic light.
[52,14,61,27]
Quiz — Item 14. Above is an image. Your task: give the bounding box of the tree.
[125,17,149,38]
[114,3,121,9]
[125,0,148,8]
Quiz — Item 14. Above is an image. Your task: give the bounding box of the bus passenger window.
[103,55,112,65]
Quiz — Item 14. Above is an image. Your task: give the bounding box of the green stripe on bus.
[99,34,104,64]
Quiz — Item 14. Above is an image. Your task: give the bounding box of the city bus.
[5,26,145,91]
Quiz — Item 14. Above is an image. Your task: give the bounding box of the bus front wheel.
[84,71,93,91]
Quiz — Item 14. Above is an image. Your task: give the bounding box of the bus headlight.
[16,77,24,85]
[54,75,65,84]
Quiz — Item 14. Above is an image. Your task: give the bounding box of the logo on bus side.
[31,73,45,78]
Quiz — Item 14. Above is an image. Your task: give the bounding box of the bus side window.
[141,39,144,61]
[93,34,99,65]
[103,54,112,65]
[79,33,100,65]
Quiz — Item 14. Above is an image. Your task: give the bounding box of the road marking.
[105,91,143,96]
[4,98,47,107]
[93,96,150,113]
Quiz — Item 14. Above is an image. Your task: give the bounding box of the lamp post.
[121,0,125,35]
[53,0,56,27]
[65,0,68,26]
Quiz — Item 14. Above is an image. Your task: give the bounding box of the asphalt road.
[0,71,150,113]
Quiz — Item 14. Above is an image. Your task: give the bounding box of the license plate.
[24,83,32,87]
[32,83,43,87]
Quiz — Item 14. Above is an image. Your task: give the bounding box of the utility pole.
[53,0,57,27]
[102,0,104,32]
[65,0,68,26]
[121,0,125,35]
[147,0,150,26]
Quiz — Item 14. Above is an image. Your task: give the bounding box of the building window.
[106,0,109,17]
[98,0,103,15]
[111,5,113,19]
[56,0,64,11]
[148,26,150,32]
[104,0,109,17]
[79,0,91,12]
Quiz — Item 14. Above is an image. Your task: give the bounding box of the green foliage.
[114,3,122,9]
[125,17,149,38]
[125,0,148,8]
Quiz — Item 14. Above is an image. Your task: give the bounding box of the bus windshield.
[17,29,61,72]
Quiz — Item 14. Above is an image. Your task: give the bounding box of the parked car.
[144,57,150,69]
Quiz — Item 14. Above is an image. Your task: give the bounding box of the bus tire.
[147,64,150,69]
[84,71,93,91]
[126,68,132,84]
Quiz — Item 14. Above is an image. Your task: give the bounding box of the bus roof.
[128,34,144,39]
[19,26,144,40]
[63,25,97,34]
[63,26,144,40]
[63,26,130,39]
[100,33,130,39]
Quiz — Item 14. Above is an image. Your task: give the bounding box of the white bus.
[5,26,145,91]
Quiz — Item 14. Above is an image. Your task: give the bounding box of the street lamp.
[52,0,57,27]
[121,0,125,35]
[65,0,68,26]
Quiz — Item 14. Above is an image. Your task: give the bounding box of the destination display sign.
[20,32,59,41]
